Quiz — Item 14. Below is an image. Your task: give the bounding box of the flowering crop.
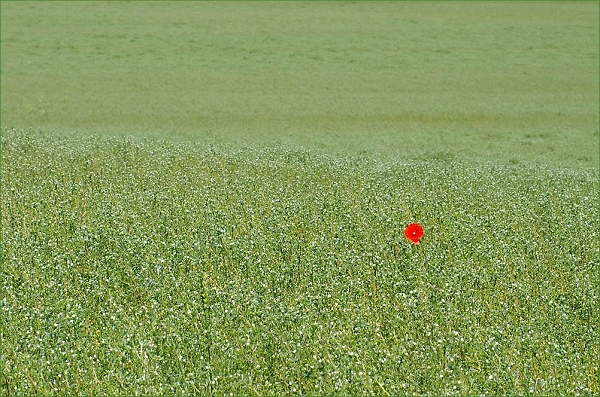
[2,129,598,396]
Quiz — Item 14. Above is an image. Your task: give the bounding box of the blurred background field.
[1,1,598,167]
[1,2,598,395]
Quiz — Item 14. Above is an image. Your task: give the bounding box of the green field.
[2,2,599,395]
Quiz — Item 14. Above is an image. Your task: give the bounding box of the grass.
[1,1,598,166]
[2,130,598,395]
[1,2,599,396]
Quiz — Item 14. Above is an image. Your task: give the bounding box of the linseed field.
[1,2,598,395]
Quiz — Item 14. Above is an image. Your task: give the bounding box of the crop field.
[1,2,599,396]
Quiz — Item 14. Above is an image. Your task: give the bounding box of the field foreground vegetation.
[2,130,598,395]
[2,1,599,395]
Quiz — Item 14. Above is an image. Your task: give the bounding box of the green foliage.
[2,130,598,395]
[1,2,598,395]
[1,1,598,167]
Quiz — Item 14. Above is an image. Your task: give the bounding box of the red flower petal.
[404,223,423,244]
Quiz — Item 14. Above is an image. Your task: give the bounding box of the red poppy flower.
[404,223,423,244]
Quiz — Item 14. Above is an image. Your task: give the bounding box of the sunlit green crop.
[2,130,598,395]
[2,1,598,395]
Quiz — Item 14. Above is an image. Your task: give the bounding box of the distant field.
[1,1,598,166]
[1,2,599,396]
